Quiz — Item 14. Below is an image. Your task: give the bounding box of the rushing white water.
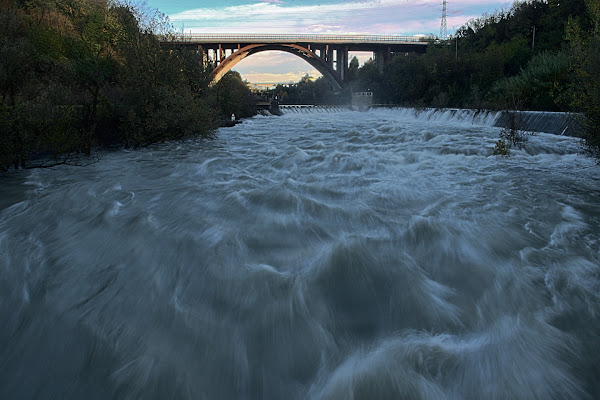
[1,109,599,399]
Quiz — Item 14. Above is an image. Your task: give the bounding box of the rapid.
[1,108,599,399]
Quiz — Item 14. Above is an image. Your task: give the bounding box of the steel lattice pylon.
[441,0,448,38]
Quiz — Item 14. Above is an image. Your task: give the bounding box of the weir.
[493,110,581,136]
[277,106,582,136]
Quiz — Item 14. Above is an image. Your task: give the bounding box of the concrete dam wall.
[493,111,582,137]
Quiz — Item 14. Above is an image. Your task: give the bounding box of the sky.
[145,0,511,84]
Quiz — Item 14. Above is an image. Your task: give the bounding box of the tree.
[212,71,255,119]
[1,0,218,168]
[347,56,359,82]
[566,0,600,159]
[490,51,569,111]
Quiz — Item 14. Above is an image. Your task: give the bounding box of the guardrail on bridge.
[164,33,433,45]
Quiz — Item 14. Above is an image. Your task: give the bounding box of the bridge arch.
[210,44,343,91]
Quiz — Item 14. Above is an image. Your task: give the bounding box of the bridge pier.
[374,48,384,73]
[343,46,349,80]
[318,47,326,62]
[198,45,207,67]
[373,46,393,73]
[327,46,334,69]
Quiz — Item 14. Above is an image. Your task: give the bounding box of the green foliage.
[0,82,84,168]
[492,139,510,156]
[373,0,584,110]
[211,71,255,119]
[119,84,212,147]
[492,112,532,156]
[566,0,600,160]
[274,74,341,105]
[0,0,227,169]
[347,56,359,82]
[490,51,569,110]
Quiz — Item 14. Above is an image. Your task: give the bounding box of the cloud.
[236,51,312,69]
[169,0,510,36]
[236,70,322,84]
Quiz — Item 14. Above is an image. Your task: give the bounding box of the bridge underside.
[210,44,345,91]
[167,38,427,89]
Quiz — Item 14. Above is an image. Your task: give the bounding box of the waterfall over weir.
[279,106,503,127]
[280,106,581,136]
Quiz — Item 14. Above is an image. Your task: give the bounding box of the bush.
[489,51,569,111]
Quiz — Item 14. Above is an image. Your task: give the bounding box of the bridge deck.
[166,33,431,46]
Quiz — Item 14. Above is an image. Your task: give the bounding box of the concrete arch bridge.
[164,34,430,91]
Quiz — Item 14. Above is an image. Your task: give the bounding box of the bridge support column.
[206,48,212,66]
[343,46,349,81]
[375,48,385,73]
[208,47,215,67]
[327,45,334,68]
[198,45,207,70]
[373,46,392,73]
[334,46,349,80]
[335,47,340,79]
[212,47,219,67]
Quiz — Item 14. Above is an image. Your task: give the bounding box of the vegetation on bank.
[565,0,600,159]
[274,0,600,159]
[0,0,255,169]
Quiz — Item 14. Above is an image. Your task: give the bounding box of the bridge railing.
[164,33,433,45]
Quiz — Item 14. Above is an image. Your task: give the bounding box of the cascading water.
[1,109,599,399]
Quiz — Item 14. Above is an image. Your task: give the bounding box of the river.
[1,108,599,399]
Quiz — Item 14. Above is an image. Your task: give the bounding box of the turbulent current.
[1,108,599,399]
